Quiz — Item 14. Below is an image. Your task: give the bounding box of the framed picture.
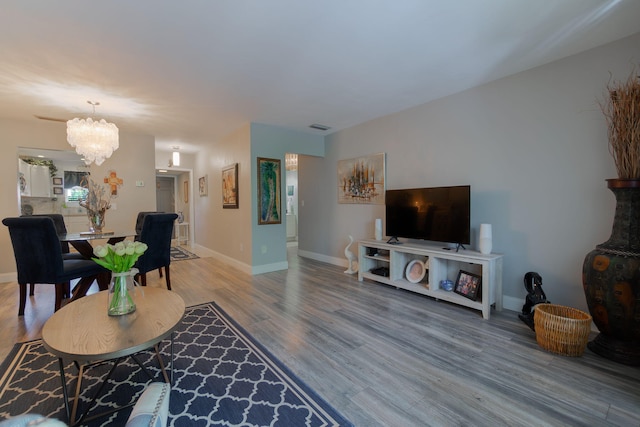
[337,152,385,204]
[198,175,208,197]
[52,177,63,185]
[222,163,239,209]
[184,180,189,203]
[454,270,482,301]
[53,186,63,195]
[257,157,281,224]
[287,185,294,196]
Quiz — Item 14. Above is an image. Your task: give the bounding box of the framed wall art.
[222,163,239,209]
[52,177,63,185]
[337,152,385,204]
[454,270,482,301]
[53,187,63,195]
[257,157,281,224]
[184,180,189,203]
[198,175,208,197]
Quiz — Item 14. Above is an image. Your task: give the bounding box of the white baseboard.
[502,295,523,312]
[191,244,289,275]
[252,261,289,275]
[0,272,16,284]
[297,249,347,268]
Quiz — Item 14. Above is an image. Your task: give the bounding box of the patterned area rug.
[170,246,199,261]
[0,302,352,427]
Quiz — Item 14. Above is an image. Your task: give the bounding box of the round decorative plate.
[405,260,426,283]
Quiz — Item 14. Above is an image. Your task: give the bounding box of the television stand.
[358,239,503,319]
[455,243,466,252]
[386,236,401,245]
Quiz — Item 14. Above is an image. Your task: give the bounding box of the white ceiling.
[0,1,639,154]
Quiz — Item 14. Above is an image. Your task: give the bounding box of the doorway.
[156,176,175,213]
[155,169,194,247]
[285,153,299,245]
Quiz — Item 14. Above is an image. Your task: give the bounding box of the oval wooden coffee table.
[42,287,185,426]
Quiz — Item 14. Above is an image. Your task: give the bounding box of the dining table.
[58,230,137,300]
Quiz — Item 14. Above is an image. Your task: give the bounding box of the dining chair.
[23,214,87,297]
[2,216,107,315]
[134,213,178,289]
[134,211,163,278]
[134,211,159,238]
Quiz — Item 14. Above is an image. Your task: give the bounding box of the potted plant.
[582,69,640,365]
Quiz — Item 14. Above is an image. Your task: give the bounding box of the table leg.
[68,241,95,259]
[171,332,174,385]
[71,359,123,426]
[97,271,111,291]
[57,358,70,422]
[69,276,98,301]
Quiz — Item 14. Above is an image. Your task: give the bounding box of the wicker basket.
[534,304,592,357]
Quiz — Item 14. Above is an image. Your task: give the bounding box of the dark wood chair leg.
[140,273,147,286]
[54,284,65,312]
[18,283,27,316]
[158,267,163,278]
[29,283,35,296]
[165,264,171,290]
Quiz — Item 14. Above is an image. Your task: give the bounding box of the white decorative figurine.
[344,235,359,274]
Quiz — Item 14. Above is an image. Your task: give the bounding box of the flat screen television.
[385,185,470,246]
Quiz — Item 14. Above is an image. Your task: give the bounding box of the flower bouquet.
[93,240,148,316]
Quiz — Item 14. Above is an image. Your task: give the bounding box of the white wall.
[299,33,640,312]
[191,124,253,271]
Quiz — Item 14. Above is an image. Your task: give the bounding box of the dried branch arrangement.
[79,178,111,214]
[600,68,640,179]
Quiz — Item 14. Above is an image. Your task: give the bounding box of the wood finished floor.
[1,246,639,427]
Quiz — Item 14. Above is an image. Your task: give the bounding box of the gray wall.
[298,32,640,312]
[250,123,324,273]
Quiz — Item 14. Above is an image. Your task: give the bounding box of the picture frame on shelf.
[454,270,482,300]
[257,157,281,224]
[222,163,239,209]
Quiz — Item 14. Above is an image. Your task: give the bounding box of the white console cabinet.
[358,239,503,319]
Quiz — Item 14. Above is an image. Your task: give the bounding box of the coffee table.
[42,287,185,426]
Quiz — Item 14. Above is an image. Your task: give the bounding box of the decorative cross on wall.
[104,170,123,196]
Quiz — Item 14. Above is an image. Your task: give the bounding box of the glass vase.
[108,269,137,316]
[88,210,106,233]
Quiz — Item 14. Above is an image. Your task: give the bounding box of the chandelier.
[285,153,298,171]
[67,101,119,166]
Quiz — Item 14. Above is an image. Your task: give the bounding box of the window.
[63,171,89,203]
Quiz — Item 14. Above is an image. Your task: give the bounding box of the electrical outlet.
[135,180,144,187]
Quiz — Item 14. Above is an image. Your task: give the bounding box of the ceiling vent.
[309,123,331,131]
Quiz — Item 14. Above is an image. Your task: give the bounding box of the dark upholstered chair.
[134,211,163,278]
[3,216,107,315]
[135,211,159,238]
[23,214,87,296]
[134,213,178,289]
